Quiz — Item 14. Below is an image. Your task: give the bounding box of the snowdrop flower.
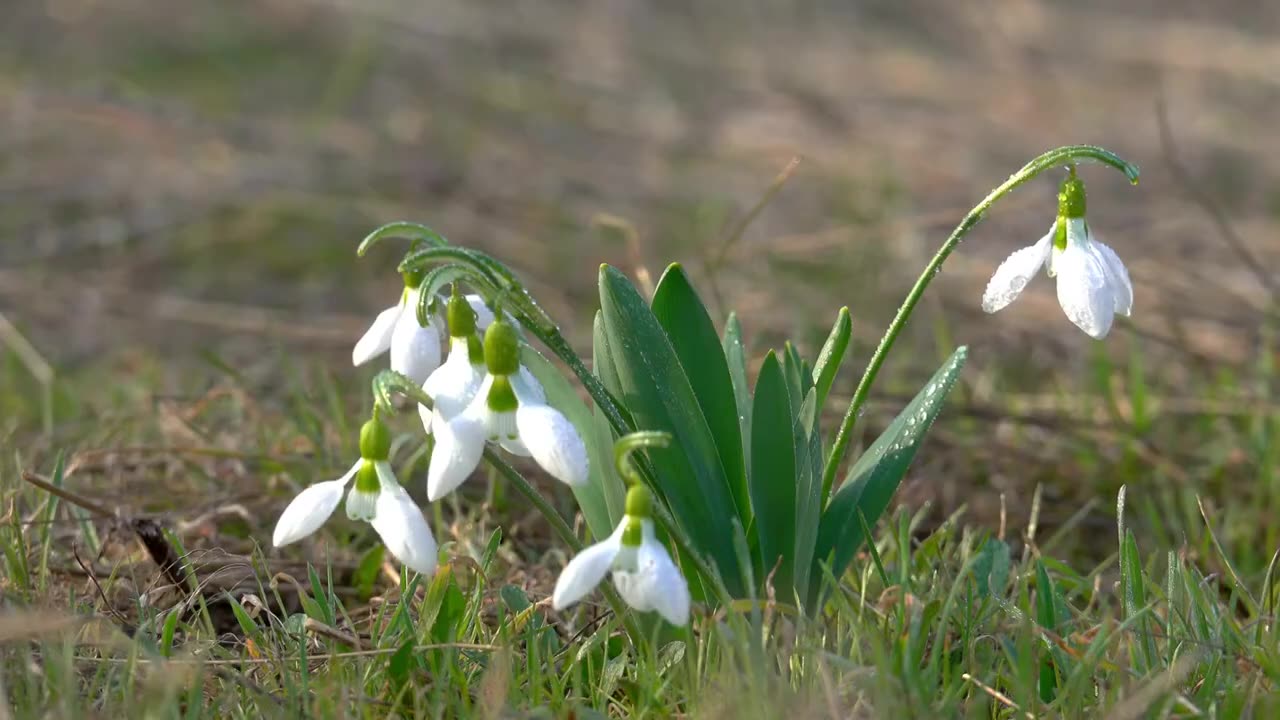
[272,415,437,576]
[352,271,443,385]
[552,484,690,625]
[982,170,1133,339]
[419,290,487,434]
[427,316,588,500]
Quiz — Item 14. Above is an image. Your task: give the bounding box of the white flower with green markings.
[982,171,1133,339]
[552,484,690,626]
[419,291,488,434]
[272,416,437,576]
[427,316,588,500]
[352,271,442,385]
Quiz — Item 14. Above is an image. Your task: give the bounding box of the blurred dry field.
[2,0,1279,557]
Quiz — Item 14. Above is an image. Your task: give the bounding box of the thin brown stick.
[71,544,133,631]
[21,471,115,518]
[712,156,802,267]
[961,673,1034,719]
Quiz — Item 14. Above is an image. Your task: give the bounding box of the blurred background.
[3,1,1278,568]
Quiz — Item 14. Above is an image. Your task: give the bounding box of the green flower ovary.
[446,291,478,338]
[483,319,521,375]
[624,484,653,519]
[359,417,392,460]
[1057,174,1087,221]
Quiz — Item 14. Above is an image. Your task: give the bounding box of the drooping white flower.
[552,485,690,626]
[352,283,443,385]
[272,417,437,576]
[420,292,488,434]
[981,172,1132,339]
[427,317,588,500]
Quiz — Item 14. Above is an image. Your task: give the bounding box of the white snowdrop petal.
[552,525,625,610]
[981,230,1053,314]
[1091,238,1133,316]
[389,310,443,386]
[642,542,691,626]
[272,460,359,547]
[422,339,485,422]
[499,435,532,457]
[352,305,402,366]
[427,412,487,501]
[370,471,438,576]
[511,366,546,405]
[1054,242,1115,339]
[465,294,496,330]
[516,403,589,486]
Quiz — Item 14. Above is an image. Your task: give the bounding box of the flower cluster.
[424,293,589,501]
[271,150,1134,639]
[272,284,588,579]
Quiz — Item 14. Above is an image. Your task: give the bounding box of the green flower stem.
[369,370,645,642]
[820,145,1139,498]
[529,328,632,437]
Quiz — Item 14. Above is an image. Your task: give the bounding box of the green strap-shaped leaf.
[722,313,752,471]
[811,307,851,412]
[651,264,751,528]
[521,343,622,541]
[588,312,630,530]
[791,385,824,600]
[749,352,797,591]
[810,346,967,605]
[599,265,744,596]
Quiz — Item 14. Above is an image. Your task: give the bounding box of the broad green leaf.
[810,346,967,604]
[651,264,751,527]
[812,307,851,412]
[589,312,629,529]
[782,342,806,412]
[791,385,824,600]
[598,265,743,596]
[722,313,752,470]
[522,343,622,541]
[749,352,797,591]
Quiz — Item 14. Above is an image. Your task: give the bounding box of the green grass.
[3,332,1280,718]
